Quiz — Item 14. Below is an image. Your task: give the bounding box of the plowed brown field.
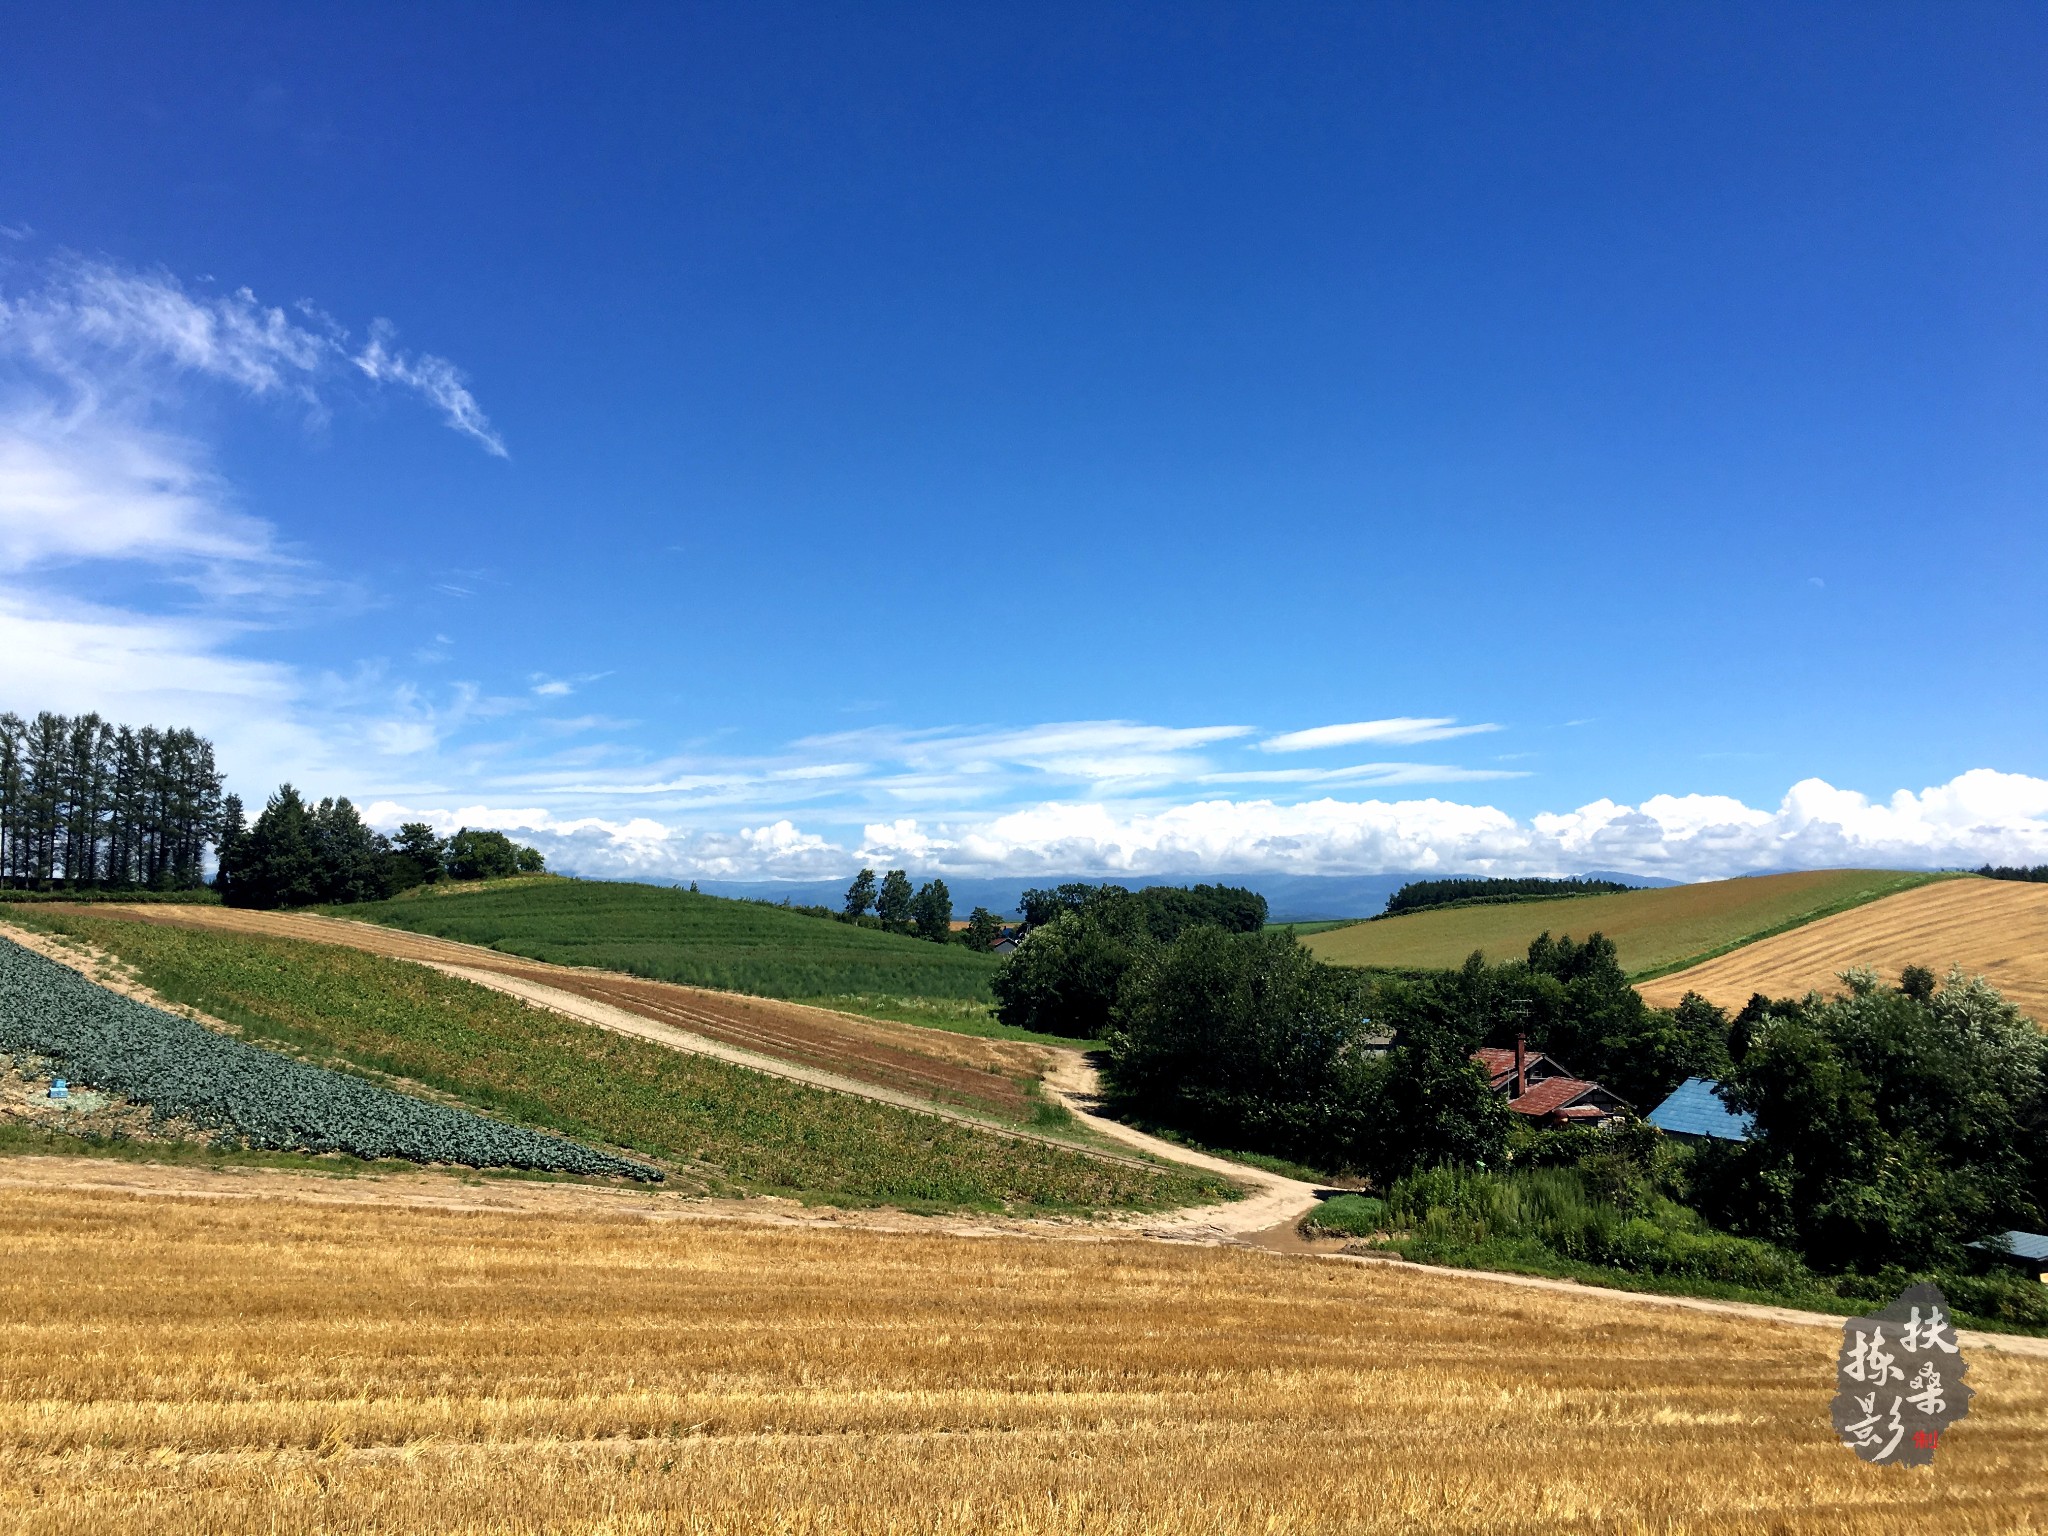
[43,904,1050,1119]
[5,1185,2045,1535]
[1640,876,2048,1021]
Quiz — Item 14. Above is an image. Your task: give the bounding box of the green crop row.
[0,936,658,1180]
[339,879,1003,1001]
[19,913,1233,1213]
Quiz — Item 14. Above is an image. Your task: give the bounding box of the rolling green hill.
[1298,868,1952,978]
[336,877,1003,1001]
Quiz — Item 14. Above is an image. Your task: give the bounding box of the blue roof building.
[1971,1231,2048,1280]
[1646,1077,1753,1143]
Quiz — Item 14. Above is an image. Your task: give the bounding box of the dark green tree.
[910,878,953,942]
[311,796,397,905]
[1698,970,2047,1272]
[875,868,914,933]
[447,827,526,880]
[213,793,246,887]
[391,822,446,888]
[843,868,877,921]
[1019,883,1116,928]
[961,906,1002,951]
[218,785,324,909]
[1105,927,1372,1166]
[1358,967,1513,1181]
[990,909,1147,1038]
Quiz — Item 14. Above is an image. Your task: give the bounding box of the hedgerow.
[0,936,659,1180]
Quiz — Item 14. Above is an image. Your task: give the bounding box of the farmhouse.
[1970,1230,2048,1284]
[1646,1077,1754,1144]
[1472,1035,1631,1127]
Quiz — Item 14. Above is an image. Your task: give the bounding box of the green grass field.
[1299,869,1950,977]
[10,911,1229,1214]
[1262,919,1363,938]
[337,877,1004,1002]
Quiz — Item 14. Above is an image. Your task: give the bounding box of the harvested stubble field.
[1302,869,1943,976]
[35,902,1046,1121]
[1,914,1223,1214]
[1640,876,2048,1022]
[2,1187,2044,1536]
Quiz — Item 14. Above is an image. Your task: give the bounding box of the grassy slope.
[1263,919,1363,938]
[11,911,1228,1214]
[1300,868,1948,977]
[338,877,1004,1003]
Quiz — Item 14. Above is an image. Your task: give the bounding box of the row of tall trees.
[0,712,224,889]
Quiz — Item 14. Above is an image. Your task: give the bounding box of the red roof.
[1473,1047,1520,1079]
[1471,1045,1569,1091]
[1507,1075,1607,1118]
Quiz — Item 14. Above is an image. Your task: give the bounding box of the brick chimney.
[1514,1032,1527,1100]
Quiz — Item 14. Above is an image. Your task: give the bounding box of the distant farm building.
[1969,1230,2048,1283]
[1472,1037,1631,1128]
[1646,1077,1754,1144]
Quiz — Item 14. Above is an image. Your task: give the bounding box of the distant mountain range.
[678,869,1681,924]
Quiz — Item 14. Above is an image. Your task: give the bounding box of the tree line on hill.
[216,786,544,909]
[990,894,2048,1307]
[0,711,224,890]
[1978,864,2048,883]
[1381,875,1634,917]
[839,868,1006,948]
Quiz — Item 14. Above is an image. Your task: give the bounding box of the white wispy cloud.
[1259,717,1501,753]
[352,319,504,456]
[0,407,278,577]
[0,253,519,795]
[1195,762,1526,787]
[0,257,504,451]
[528,671,611,699]
[790,720,1256,793]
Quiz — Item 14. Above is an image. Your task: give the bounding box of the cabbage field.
[0,937,660,1180]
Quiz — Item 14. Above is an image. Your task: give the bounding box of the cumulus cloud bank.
[365,768,2048,885]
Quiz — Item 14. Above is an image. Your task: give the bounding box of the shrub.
[1380,1165,1810,1290]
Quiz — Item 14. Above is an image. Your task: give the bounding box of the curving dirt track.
[1640,876,2048,1021]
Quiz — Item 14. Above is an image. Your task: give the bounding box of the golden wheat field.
[1301,869,1936,976]
[2,1185,2045,1535]
[1640,877,2048,1021]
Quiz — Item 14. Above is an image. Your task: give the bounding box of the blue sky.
[4,3,2047,881]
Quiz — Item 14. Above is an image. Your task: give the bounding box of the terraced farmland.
[1639,875,2048,1021]
[38,902,1050,1121]
[3,913,1226,1213]
[1301,868,1946,976]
